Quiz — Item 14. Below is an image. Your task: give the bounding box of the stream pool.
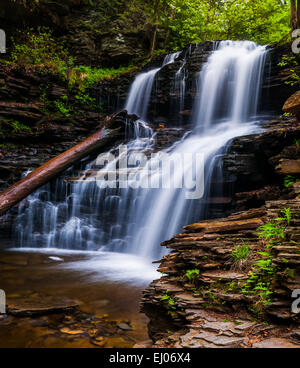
[0,248,158,347]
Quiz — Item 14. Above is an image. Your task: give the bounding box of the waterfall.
[124,68,160,120]
[14,42,268,262]
[124,52,180,119]
[194,41,267,131]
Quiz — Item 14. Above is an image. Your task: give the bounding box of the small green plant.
[232,242,250,261]
[0,143,19,150]
[225,281,239,293]
[257,208,291,248]
[278,54,300,86]
[284,268,296,279]
[160,289,177,310]
[256,222,285,248]
[276,208,292,226]
[54,100,71,118]
[185,269,200,282]
[74,92,103,112]
[11,121,31,133]
[0,119,31,138]
[284,175,297,188]
[242,252,275,308]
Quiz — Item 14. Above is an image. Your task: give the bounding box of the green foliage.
[10,27,74,78]
[122,0,290,53]
[0,118,31,138]
[160,289,177,310]
[74,92,101,111]
[256,208,291,248]
[284,268,296,279]
[276,208,292,227]
[0,143,19,150]
[257,222,285,248]
[54,100,71,118]
[11,121,31,133]
[242,252,275,307]
[7,1,293,64]
[185,269,200,281]
[232,241,250,261]
[278,54,298,68]
[278,54,300,87]
[284,175,297,188]
[67,65,136,94]
[166,0,290,49]
[225,282,239,293]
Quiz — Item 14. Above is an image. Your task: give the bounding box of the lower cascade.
[14,41,268,261]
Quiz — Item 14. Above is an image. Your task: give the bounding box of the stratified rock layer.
[141,201,300,348]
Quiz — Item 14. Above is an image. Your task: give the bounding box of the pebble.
[117,323,133,331]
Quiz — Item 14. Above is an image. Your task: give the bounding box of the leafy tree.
[167,0,290,48]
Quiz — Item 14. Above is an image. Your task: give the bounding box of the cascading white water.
[128,41,267,258]
[124,68,160,120]
[194,41,266,131]
[14,42,267,263]
[124,52,180,120]
[162,51,180,67]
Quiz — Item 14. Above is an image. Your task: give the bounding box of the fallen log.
[0,111,131,216]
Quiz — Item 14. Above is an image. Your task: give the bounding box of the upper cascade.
[193,41,267,131]
[124,52,182,120]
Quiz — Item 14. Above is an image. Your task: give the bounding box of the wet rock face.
[221,118,300,215]
[100,31,149,67]
[260,44,299,115]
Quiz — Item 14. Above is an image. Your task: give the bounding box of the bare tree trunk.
[204,2,212,41]
[291,0,297,31]
[150,25,158,58]
[0,111,128,216]
[297,0,300,29]
[150,0,160,58]
[164,6,175,48]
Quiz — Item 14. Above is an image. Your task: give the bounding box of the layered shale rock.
[220,117,300,216]
[283,90,300,121]
[0,63,106,192]
[141,201,300,348]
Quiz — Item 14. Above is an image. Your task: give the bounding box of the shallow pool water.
[0,249,157,347]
